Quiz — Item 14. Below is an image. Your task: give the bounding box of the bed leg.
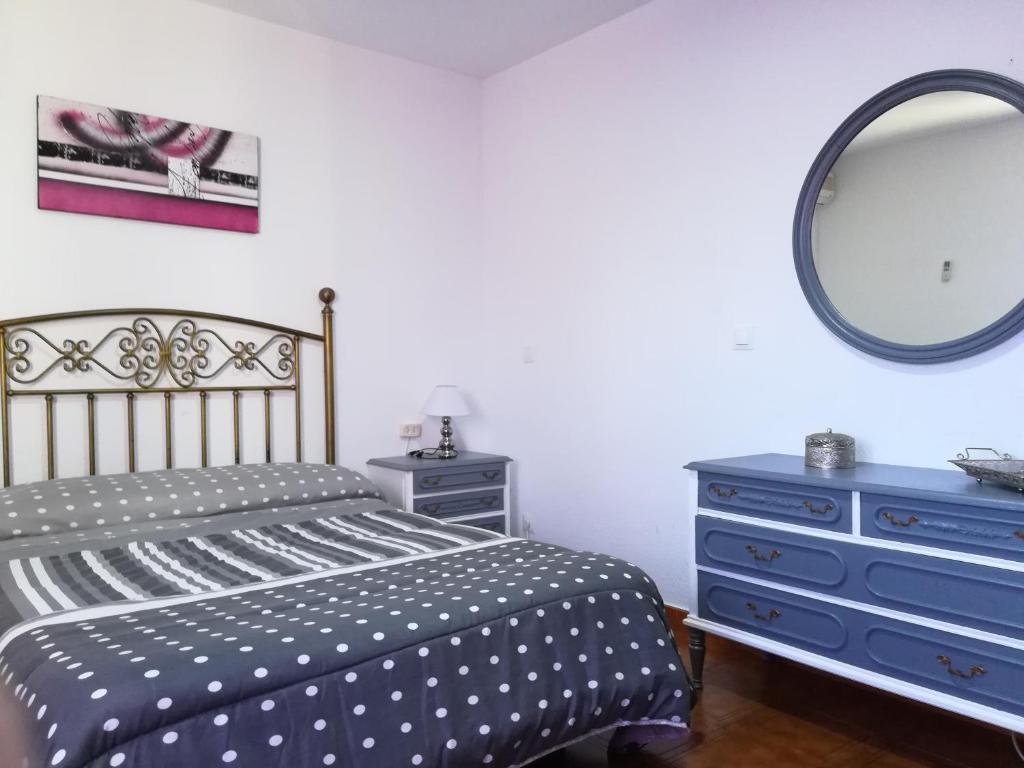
[688,627,706,691]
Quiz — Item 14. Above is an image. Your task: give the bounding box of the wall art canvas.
[37,95,259,233]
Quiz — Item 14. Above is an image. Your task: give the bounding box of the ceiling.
[193,0,653,78]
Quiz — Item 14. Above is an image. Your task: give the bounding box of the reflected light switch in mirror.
[733,324,754,351]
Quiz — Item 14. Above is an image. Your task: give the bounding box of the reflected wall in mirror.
[815,92,1024,345]
[794,70,1024,363]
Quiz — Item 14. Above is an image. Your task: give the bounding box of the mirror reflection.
[812,91,1024,346]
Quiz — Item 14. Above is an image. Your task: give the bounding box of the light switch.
[522,346,536,364]
[733,324,754,351]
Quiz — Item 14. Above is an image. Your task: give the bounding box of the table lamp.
[421,385,470,459]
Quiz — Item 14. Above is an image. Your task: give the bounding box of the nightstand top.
[367,451,512,471]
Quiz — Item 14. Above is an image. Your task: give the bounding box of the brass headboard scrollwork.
[0,288,337,486]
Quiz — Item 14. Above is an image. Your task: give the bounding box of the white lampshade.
[421,385,470,417]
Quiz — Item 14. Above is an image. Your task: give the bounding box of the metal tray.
[948,448,1024,492]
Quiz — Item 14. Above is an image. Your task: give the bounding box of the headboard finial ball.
[319,287,336,306]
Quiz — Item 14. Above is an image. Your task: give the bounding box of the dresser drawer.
[863,620,1024,718]
[413,463,506,495]
[862,493,1024,563]
[450,513,506,534]
[697,573,1024,718]
[697,472,852,531]
[696,516,849,590]
[698,573,851,653]
[413,489,504,519]
[698,516,1024,641]
[860,552,1024,642]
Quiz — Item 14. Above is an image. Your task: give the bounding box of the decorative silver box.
[805,428,855,469]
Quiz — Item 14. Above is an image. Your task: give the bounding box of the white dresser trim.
[687,469,700,613]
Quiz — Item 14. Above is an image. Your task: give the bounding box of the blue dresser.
[684,453,1024,733]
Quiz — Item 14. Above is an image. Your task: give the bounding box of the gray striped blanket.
[0,464,498,631]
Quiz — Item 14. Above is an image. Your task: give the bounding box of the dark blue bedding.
[0,464,690,767]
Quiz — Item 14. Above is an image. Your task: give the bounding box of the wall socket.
[399,423,422,438]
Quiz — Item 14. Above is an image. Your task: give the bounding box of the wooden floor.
[539,632,1021,768]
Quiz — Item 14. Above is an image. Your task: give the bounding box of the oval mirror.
[794,70,1024,363]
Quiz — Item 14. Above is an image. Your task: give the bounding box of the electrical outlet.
[399,423,422,438]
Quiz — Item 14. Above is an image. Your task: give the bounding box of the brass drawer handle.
[882,511,919,527]
[1014,530,1024,541]
[745,601,781,623]
[481,496,499,507]
[803,500,834,515]
[937,655,986,679]
[482,470,501,481]
[745,545,781,563]
[419,503,441,515]
[421,476,443,487]
[710,484,738,498]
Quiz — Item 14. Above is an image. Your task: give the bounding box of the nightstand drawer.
[862,493,1024,563]
[413,463,506,494]
[413,489,504,519]
[450,514,506,534]
[697,472,852,531]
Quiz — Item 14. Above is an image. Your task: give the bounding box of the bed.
[0,290,690,768]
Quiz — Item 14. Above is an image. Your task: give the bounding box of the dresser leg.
[688,627,706,691]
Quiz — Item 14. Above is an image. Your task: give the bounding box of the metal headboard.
[0,287,337,486]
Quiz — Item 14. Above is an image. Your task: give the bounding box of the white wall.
[815,114,1024,345]
[479,0,1024,607]
[0,0,485,481]
[7,0,1024,611]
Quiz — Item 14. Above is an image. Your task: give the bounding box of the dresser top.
[367,451,511,471]
[685,453,1024,511]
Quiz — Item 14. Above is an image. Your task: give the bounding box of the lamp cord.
[407,447,459,459]
[1012,730,1024,763]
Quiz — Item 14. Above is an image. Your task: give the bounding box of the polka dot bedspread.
[0,463,690,767]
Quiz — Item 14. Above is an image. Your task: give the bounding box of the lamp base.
[435,416,458,459]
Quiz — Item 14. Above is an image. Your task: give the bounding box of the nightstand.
[366,451,512,535]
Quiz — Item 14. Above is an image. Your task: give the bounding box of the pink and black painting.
[37,96,259,233]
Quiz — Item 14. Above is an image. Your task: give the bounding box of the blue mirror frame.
[793,69,1024,364]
